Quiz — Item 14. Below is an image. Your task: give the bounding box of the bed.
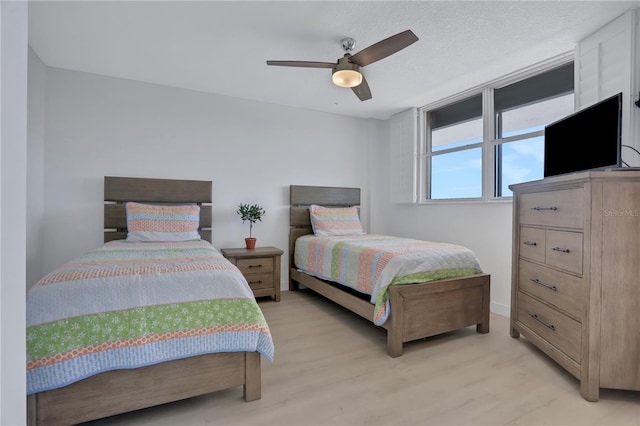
[289,185,490,357]
[27,176,274,426]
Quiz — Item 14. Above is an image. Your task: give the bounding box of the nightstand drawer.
[221,246,283,302]
[519,188,584,229]
[517,292,582,363]
[237,257,274,275]
[245,273,273,289]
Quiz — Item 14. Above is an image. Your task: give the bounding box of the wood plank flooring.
[84,290,640,426]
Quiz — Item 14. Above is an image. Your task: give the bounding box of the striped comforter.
[294,234,483,325]
[27,240,274,395]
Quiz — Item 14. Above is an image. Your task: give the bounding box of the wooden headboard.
[289,185,360,265]
[104,176,213,243]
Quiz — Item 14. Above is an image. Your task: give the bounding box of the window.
[421,61,574,201]
[493,64,574,196]
[427,94,483,199]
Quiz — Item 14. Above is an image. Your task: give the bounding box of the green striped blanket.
[27,240,274,394]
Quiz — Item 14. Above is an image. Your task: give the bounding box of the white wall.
[1,1,28,424]
[35,67,376,287]
[382,203,513,315]
[575,8,640,166]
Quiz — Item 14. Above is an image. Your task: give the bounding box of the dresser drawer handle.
[523,241,537,246]
[529,313,556,331]
[551,247,570,253]
[248,264,263,268]
[530,278,557,292]
[531,206,558,211]
[248,280,263,284]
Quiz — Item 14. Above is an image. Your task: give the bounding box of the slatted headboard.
[104,176,213,243]
[289,185,361,266]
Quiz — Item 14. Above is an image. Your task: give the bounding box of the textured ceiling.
[28,1,639,120]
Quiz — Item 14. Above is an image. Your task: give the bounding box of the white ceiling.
[28,1,639,120]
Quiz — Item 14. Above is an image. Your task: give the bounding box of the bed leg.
[27,394,37,426]
[289,270,299,291]
[289,280,299,291]
[387,331,403,358]
[476,276,490,334]
[386,287,404,357]
[244,352,261,402]
[476,322,489,334]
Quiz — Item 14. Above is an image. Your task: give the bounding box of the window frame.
[418,53,574,204]
[421,90,486,202]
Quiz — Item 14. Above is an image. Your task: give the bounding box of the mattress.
[294,234,483,325]
[27,240,274,394]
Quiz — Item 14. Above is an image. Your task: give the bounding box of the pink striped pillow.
[309,204,364,236]
[125,202,201,242]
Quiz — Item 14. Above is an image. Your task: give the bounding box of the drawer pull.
[248,264,263,268]
[551,247,570,253]
[248,280,263,284]
[531,206,558,211]
[523,241,537,246]
[529,313,556,331]
[530,278,557,292]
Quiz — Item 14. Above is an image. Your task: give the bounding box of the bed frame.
[27,176,262,426]
[289,185,491,358]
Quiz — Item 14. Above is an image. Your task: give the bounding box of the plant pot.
[245,238,257,250]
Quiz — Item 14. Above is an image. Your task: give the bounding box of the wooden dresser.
[510,171,640,401]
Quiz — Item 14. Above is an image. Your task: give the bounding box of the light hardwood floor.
[84,290,640,426]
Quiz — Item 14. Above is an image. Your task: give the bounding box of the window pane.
[498,93,574,138]
[495,136,544,197]
[430,94,482,129]
[432,117,483,151]
[495,63,573,113]
[431,148,482,199]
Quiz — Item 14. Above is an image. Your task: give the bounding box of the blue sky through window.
[431,147,482,199]
[427,93,573,200]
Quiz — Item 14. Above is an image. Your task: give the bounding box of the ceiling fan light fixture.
[332,69,363,88]
[266,30,418,101]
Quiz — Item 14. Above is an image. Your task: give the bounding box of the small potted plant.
[237,203,265,249]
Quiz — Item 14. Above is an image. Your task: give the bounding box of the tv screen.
[544,92,622,178]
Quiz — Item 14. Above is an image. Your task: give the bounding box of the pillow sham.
[125,202,201,242]
[309,204,364,236]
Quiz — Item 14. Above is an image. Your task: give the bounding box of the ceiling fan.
[266,29,419,102]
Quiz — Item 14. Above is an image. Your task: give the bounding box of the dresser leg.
[510,326,520,338]
[580,381,599,402]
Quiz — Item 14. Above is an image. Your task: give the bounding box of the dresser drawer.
[518,259,583,320]
[237,257,274,275]
[520,226,545,263]
[245,273,274,290]
[545,230,583,275]
[517,292,582,363]
[519,188,584,229]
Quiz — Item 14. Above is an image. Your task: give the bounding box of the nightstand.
[221,246,284,302]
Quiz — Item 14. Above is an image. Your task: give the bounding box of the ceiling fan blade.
[350,30,419,67]
[352,76,372,101]
[266,60,334,68]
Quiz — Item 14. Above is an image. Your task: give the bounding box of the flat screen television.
[543,92,622,178]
